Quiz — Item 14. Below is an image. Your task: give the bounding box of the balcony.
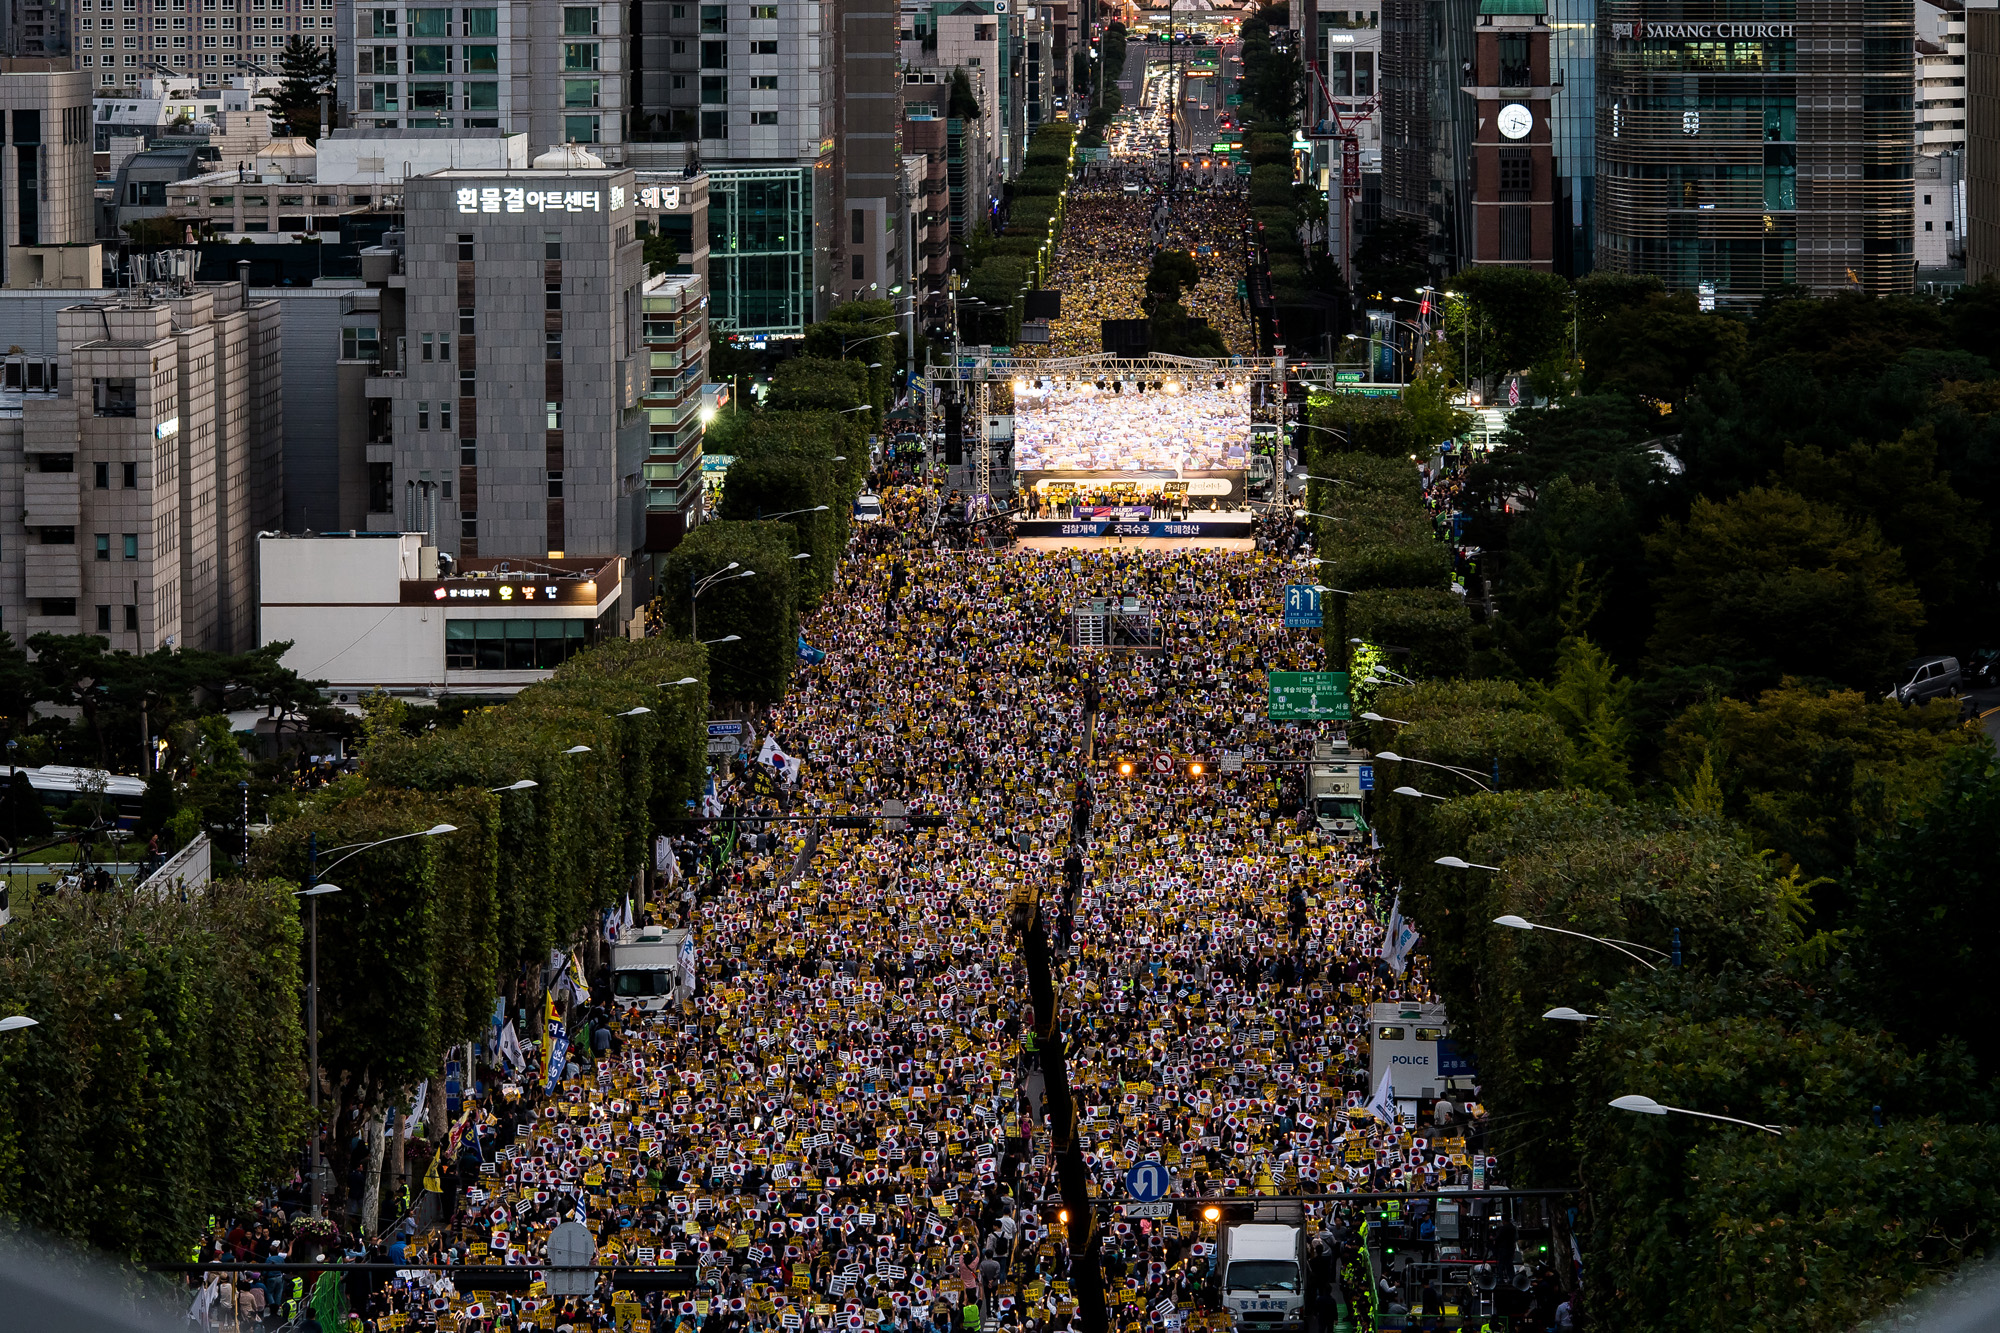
[22,470,79,526]
[24,547,80,599]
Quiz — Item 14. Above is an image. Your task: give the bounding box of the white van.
[1222,1223,1306,1333]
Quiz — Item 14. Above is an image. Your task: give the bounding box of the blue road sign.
[1283,584,1323,628]
[1126,1159,1171,1202]
[1359,764,1374,791]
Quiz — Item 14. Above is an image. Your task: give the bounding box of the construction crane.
[1304,59,1376,286]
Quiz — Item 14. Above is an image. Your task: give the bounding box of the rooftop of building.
[325,125,519,141]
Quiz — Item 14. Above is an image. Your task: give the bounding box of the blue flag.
[797,636,825,665]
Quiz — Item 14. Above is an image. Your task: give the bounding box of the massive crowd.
[190,483,1555,1333]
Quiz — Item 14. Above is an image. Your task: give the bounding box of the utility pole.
[1014,880,1108,1333]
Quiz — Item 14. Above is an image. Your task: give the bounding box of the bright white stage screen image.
[1012,379,1252,473]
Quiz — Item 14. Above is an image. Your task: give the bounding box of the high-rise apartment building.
[336,0,627,161]
[70,0,333,90]
[1596,0,1916,302]
[0,62,92,287]
[0,285,281,652]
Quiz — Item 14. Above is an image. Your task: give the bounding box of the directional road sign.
[1126,1159,1171,1202]
[1267,671,1351,721]
[1283,584,1323,628]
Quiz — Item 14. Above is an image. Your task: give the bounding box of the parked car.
[854,493,884,523]
[1965,647,2000,689]
[1885,655,1962,705]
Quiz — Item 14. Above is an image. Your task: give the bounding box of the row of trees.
[1327,273,2000,1324]
[958,123,1076,347]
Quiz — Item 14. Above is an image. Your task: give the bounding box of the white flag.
[497,1021,527,1074]
[404,1080,428,1138]
[1367,1068,1397,1126]
[757,734,802,783]
[1381,894,1419,977]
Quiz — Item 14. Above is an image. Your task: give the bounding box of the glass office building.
[706,165,817,338]
[1596,0,1915,302]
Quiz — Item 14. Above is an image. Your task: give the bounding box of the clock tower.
[1465,0,1557,269]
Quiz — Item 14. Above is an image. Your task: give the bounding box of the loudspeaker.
[944,400,964,465]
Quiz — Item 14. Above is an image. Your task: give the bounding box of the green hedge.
[1317,534,1452,592]
[659,520,802,705]
[1339,587,1473,677]
[1249,162,1294,207]
[0,878,306,1262]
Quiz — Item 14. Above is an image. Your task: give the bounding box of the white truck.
[1306,739,1369,839]
[611,925,694,1012]
[1221,1223,1307,1333]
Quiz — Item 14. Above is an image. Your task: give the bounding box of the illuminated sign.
[154,416,180,439]
[637,185,683,211]
[455,185,615,215]
[1611,20,1795,37]
[400,578,602,605]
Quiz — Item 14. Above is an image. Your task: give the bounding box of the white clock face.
[1498,102,1532,140]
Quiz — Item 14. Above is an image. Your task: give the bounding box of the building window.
[422,332,435,360]
[546,469,564,498]
[460,305,476,333]
[38,598,76,618]
[851,207,864,243]
[1499,206,1530,261]
[341,325,381,359]
[1497,147,1530,201]
[748,74,776,88]
[564,113,600,142]
[701,74,727,103]
[750,4,776,15]
[563,5,597,33]
[699,3,725,29]
[461,517,477,540]
[409,6,450,35]
[463,6,498,34]
[96,533,111,561]
[749,110,776,124]
[700,38,726,66]
[446,617,589,670]
[97,604,112,631]
[125,605,139,631]
[564,77,600,107]
[411,81,451,109]
[441,401,453,430]
[562,40,598,68]
[94,461,110,488]
[123,533,138,559]
[546,330,564,358]
[1497,33,1528,86]
[91,377,137,416]
[701,109,727,138]
[123,461,138,488]
[546,400,563,430]
[419,400,431,428]
[38,526,74,545]
[748,38,775,53]
[851,253,863,279]
[458,232,475,260]
[462,42,497,71]
[464,81,499,108]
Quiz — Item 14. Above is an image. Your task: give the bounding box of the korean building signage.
[1611,20,1796,37]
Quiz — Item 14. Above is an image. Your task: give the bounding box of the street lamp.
[1299,472,1356,487]
[564,745,593,755]
[764,505,830,521]
[691,563,755,642]
[1435,855,1502,871]
[791,552,813,561]
[0,1015,36,1033]
[702,634,742,646]
[1360,711,1411,725]
[660,677,701,687]
[1393,786,1446,801]
[616,706,653,717]
[489,779,538,793]
[1543,1007,1599,1022]
[297,822,457,1215]
[1609,1094,1782,1135]
[1492,915,1661,971]
[1377,751,1493,793]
